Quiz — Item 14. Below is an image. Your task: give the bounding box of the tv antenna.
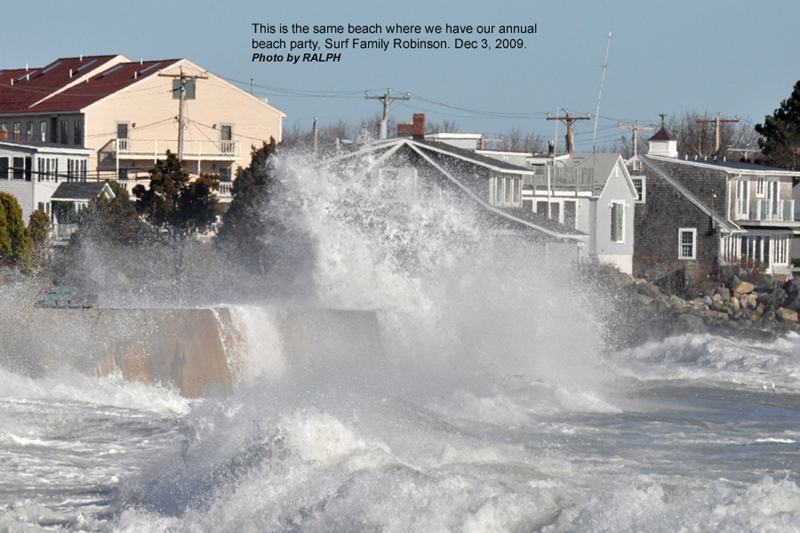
[592,31,612,153]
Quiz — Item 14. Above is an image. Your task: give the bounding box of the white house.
[0,141,92,222]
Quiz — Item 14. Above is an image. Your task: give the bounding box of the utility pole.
[313,117,318,155]
[365,89,410,139]
[696,113,739,155]
[617,121,653,157]
[480,136,503,150]
[159,67,208,160]
[547,111,590,153]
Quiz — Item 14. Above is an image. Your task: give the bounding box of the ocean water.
[3,151,800,532]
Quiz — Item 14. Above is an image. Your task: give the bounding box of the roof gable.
[318,138,586,241]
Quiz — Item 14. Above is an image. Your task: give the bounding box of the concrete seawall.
[3,303,383,398]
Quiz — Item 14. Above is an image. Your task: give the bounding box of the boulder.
[733,281,755,295]
[757,288,786,309]
[777,307,799,322]
[754,277,778,293]
[727,275,742,290]
[729,297,740,312]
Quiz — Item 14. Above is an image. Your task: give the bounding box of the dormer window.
[491,173,522,207]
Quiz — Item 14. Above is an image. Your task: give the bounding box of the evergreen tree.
[132,151,219,285]
[0,193,33,268]
[73,181,150,246]
[756,81,800,171]
[28,209,50,268]
[216,139,278,272]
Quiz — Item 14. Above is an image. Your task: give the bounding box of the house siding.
[596,164,636,258]
[633,163,719,268]
[86,61,283,176]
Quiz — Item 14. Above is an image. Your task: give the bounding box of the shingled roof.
[317,138,587,242]
[50,181,113,201]
[0,56,180,114]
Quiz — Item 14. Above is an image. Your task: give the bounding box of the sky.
[4,0,800,152]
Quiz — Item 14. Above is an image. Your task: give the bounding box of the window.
[173,78,196,99]
[219,165,232,182]
[564,200,577,228]
[12,157,23,180]
[0,122,6,136]
[632,176,645,203]
[13,122,20,141]
[679,228,697,260]
[39,121,47,142]
[73,119,83,145]
[50,117,57,143]
[0,157,8,179]
[60,120,68,145]
[117,122,129,151]
[610,202,624,243]
[26,122,33,141]
[491,174,522,207]
[118,168,129,180]
[756,177,765,198]
[736,179,749,219]
[220,125,232,141]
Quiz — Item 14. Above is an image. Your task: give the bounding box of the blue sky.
[4,0,799,151]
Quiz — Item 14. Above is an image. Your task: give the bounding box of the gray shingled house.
[628,127,800,277]
[317,135,589,264]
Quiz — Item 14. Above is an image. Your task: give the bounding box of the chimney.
[413,113,425,139]
[548,140,555,155]
[397,122,414,136]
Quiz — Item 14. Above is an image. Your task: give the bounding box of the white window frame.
[491,173,522,208]
[678,228,697,260]
[755,176,765,198]
[610,201,625,243]
[632,175,645,203]
[736,179,749,219]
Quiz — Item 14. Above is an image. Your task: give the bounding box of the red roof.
[649,126,676,142]
[0,56,180,114]
[31,59,180,112]
[0,56,120,113]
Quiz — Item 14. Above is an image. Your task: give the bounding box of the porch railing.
[100,138,240,159]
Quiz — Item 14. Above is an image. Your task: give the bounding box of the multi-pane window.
[220,125,232,141]
[40,121,47,142]
[678,228,696,260]
[60,120,68,145]
[219,165,232,182]
[632,176,645,202]
[610,202,624,243]
[13,122,20,141]
[492,175,522,207]
[26,122,33,141]
[756,177,765,197]
[73,120,83,145]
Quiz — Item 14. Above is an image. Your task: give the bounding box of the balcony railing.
[737,199,796,222]
[100,138,240,159]
[80,173,235,201]
[529,166,596,193]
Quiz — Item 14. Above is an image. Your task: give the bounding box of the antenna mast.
[592,31,612,153]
